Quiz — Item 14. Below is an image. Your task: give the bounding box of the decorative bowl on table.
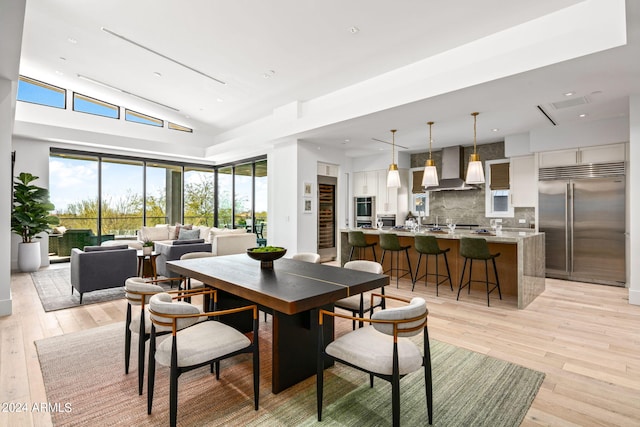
[247,246,287,269]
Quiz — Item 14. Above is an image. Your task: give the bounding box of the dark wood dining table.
[167,254,388,393]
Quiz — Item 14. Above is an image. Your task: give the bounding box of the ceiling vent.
[551,96,590,110]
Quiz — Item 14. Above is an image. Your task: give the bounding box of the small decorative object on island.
[142,239,153,255]
[247,246,287,269]
[11,172,60,272]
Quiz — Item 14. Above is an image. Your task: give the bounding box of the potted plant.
[142,238,154,255]
[11,172,59,272]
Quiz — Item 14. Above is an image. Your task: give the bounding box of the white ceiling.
[17,0,640,162]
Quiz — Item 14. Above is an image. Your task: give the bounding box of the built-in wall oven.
[354,196,375,227]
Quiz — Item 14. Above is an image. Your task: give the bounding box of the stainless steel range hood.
[423,146,478,191]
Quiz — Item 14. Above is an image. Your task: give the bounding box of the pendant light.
[421,121,439,188]
[465,112,485,184]
[387,129,401,188]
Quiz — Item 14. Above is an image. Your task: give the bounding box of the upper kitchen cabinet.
[317,162,339,177]
[353,170,378,197]
[376,170,397,214]
[538,143,626,167]
[510,155,536,207]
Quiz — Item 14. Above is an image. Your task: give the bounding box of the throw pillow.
[178,228,200,240]
[196,226,212,242]
[174,223,193,239]
[141,225,170,241]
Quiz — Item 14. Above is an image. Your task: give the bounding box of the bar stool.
[457,237,502,306]
[412,235,453,296]
[379,233,413,287]
[348,230,377,262]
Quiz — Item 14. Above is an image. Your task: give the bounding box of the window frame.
[72,92,120,119]
[17,76,67,109]
[484,159,514,218]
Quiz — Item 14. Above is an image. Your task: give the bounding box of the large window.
[234,163,253,228]
[50,150,267,254]
[49,153,99,233]
[101,158,143,237]
[184,167,215,226]
[217,166,233,228]
[146,162,182,226]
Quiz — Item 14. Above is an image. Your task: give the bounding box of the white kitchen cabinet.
[538,143,626,168]
[353,170,377,196]
[510,155,536,207]
[538,149,578,167]
[376,170,397,214]
[579,143,625,164]
[317,162,339,177]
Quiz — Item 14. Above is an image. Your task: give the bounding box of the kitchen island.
[340,228,545,309]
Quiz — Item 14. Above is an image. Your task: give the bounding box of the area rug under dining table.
[34,319,544,426]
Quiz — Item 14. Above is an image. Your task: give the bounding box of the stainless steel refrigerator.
[538,163,625,286]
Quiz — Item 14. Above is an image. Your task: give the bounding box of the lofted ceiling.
[16,0,640,163]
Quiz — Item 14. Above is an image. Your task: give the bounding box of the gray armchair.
[154,239,212,279]
[70,244,137,303]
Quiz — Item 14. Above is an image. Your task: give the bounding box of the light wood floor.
[1,263,639,426]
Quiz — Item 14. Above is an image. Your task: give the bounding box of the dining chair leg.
[147,328,156,415]
[170,338,179,427]
[125,305,132,374]
[137,312,146,395]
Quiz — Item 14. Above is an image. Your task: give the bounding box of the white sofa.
[103,224,257,256]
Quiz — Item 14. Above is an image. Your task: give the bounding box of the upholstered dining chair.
[147,290,260,427]
[334,260,385,329]
[317,295,432,427]
[292,252,321,263]
[124,277,201,395]
[179,251,215,303]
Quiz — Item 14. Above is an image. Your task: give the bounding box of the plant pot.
[18,241,42,272]
[142,246,153,255]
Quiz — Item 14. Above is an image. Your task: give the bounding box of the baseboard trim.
[629,288,640,306]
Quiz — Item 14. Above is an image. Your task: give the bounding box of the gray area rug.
[31,265,125,311]
[35,321,545,426]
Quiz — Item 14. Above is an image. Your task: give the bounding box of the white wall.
[629,95,639,305]
[1,0,26,316]
[10,137,52,271]
[268,139,353,256]
[1,79,15,315]
[268,140,299,252]
[529,116,629,151]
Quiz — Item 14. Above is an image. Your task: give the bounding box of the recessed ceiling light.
[55,70,64,75]
[344,139,350,143]
[564,91,574,96]
[492,128,499,132]
[153,71,162,77]
[579,113,587,118]
[349,26,360,34]
[59,57,67,61]
[216,98,224,103]
[67,37,77,44]
[263,70,276,78]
